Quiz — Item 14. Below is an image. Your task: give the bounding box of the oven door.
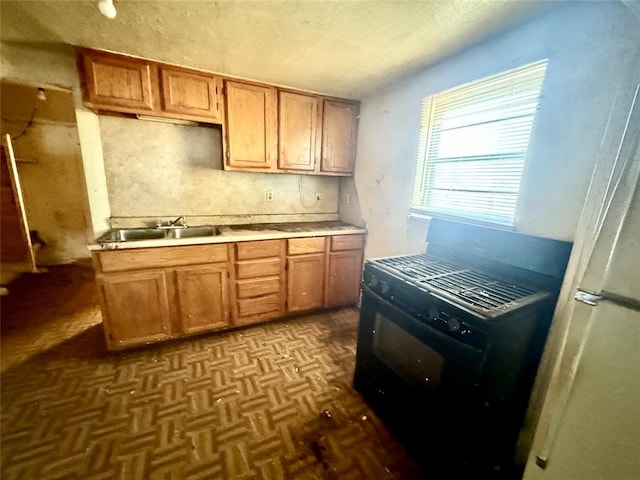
[355,284,486,406]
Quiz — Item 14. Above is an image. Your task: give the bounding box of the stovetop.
[368,253,551,317]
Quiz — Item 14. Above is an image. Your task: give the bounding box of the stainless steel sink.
[97,226,221,243]
[98,228,166,242]
[165,226,220,239]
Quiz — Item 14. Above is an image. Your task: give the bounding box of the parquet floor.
[1,263,423,479]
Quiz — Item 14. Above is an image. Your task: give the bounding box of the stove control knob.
[447,317,461,333]
[380,281,390,295]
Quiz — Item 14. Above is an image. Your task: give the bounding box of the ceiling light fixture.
[98,0,117,19]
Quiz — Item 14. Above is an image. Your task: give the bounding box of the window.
[411,60,548,227]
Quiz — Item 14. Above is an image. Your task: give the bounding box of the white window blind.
[411,60,548,226]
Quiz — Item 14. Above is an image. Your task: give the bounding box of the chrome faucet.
[170,216,187,227]
[155,216,188,229]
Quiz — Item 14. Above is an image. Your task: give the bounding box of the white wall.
[342,1,640,259]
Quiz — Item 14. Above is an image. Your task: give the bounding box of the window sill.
[407,211,432,224]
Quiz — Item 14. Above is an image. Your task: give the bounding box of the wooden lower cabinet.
[233,239,285,326]
[94,244,231,350]
[287,253,325,312]
[175,264,230,334]
[98,270,172,349]
[326,250,363,307]
[94,233,364,350]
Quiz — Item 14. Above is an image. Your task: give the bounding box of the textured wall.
[343,1,640,258]
[1,41,113,238]
[0,81,92,264]
[100,117,339,224]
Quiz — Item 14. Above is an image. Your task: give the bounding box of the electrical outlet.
[315,192,322,201]
[265,190,274,202]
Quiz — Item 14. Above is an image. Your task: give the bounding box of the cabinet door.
[82,50,157,112]
[175,264,230,334]
[287,253,325,312]
[278,91,318,171]
[160,67,224,122]
[225,81,277,169]
[326,250,363,307]
[320,99,358,175]
[99,271,171,349]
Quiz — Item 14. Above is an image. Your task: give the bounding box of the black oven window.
[372,313,444,390]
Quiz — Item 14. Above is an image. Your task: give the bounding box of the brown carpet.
[1,263,423,479]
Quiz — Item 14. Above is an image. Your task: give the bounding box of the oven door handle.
[361,283,428,322]
[361,283,426,319]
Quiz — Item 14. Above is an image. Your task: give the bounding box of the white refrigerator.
[523,66,640,478]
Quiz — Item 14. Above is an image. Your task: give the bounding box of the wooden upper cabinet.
[77,49,360,175]
[81,49,158,113]
[278,91,318,171]
[225,81,277,170]
[159,67,224,122]
[321,99,359,174]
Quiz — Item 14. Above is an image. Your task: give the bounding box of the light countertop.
[89,221,366,251]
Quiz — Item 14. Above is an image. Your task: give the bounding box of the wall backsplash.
[100,116,340,223]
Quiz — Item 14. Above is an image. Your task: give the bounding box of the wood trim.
[1,134,37,272]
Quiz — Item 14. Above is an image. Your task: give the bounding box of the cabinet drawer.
[288,237,326,255]
[236,276,281,299]
[97,244,228,273]
[331,235,364,252]
[236,240,282,260]
[236,258,281,279]
[237,294,281,317]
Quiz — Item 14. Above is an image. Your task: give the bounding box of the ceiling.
[1,0,559,99]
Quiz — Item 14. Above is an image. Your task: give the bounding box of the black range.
[353,219,573,478]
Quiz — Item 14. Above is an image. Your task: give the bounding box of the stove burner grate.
[375,254,541,312]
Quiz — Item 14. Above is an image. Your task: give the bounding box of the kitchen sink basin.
[97,226,221,243]
[98,228,166,242]
[165,226,220,239]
